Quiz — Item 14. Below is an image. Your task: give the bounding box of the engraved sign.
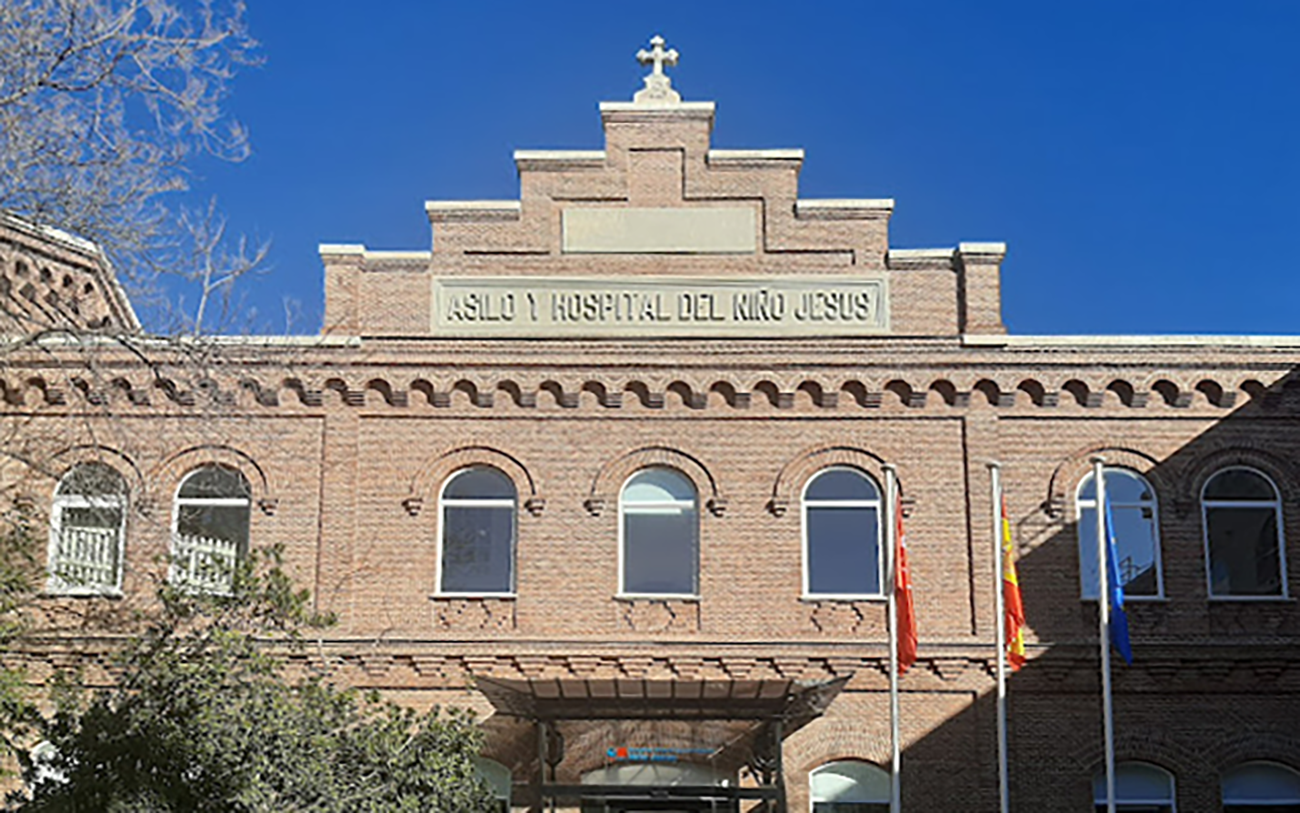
[432,276,888,337]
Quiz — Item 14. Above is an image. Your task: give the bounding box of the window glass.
[177,465,250,499]
[1203,468,1285,598]
[1205,469,1278,501]
[49,463,127,593]
[56,462,126,497]
[621,468,697,596]
[1093,762,1176,812]
[1077,468,1162,599]
[811,760,890,813]
[807,468,879,501]
[440,467,516,595]
[475,758,511,813]
[445,467,514,500]
[1223,762,1300,811]
[172,466,251,593]
[804,468,882,597]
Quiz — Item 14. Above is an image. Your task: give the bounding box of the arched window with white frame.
[619,467,698,597]
[803,467,884,598]
[438,466,516,595]
[48,462,127,594]
[810,760,890,812]
[171,465,251,593]
[1077,468,1163,599]
[1093,762,1176,812]
[1202,467,1287,598]
[1222,761,1300,811]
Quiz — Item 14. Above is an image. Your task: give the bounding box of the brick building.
[6,37,1300,812]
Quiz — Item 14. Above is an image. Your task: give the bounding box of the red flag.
[1001,496,1027,670]
[894,491,918,673]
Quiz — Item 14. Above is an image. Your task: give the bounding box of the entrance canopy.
[477,676,848,813]
[476,676,846,722]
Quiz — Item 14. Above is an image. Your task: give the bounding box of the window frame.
[617,467,700,600]
[169,465,251,594]
[809,759,891,812]
[1201,466,1289,601]
[801,466,885,601]
[1093,761,1177,812]
[47,463,128,596]
[1075,467,1165,602]
[435,466,518,598]
[1222,761,1300,809]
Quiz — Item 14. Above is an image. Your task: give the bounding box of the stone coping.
[424,200,522,223]
[794,199,895,221]
[963,334,1300,348]
[707,149,804,166]
[317,244,430,261]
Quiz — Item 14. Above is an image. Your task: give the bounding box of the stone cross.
[633,35,681,104]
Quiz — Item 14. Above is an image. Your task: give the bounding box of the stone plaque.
[562,207,756,254]
[432,276,889,337]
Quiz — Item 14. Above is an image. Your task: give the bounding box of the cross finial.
[633,34,681,104]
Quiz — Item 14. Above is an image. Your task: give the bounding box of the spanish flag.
[895,491,918,673]
[1001,496,1026,670]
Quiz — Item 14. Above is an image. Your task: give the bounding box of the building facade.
[6,38,1300,812]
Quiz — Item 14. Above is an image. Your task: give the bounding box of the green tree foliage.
[11,552,499,812]
[0,502,40,772]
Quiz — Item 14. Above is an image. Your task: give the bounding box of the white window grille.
[47,463,127,595]
[171,466,251,593]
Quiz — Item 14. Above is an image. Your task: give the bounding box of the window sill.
[1207,595,1294,603]
[801,594,886,603]
[42,588,124,600]
[615,593,700,602]
[1080,596,1167,604]
[429,593,517,601]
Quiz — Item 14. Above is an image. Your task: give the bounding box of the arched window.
[803,467,884,598]
[48,462,127,594]
[1093,762,1176,812]
[171,466,251,593]
[620,468,698,596]
[1222,762,1300,811]
[1077,468,1163,599]
[474,758,511,813]
[439,467,516,595]
[1202,468,1287,598]
[810,760,890,812]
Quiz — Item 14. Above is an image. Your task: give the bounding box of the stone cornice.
[599,101,716,123]
[795,198,894,221]
[888,247,956,271]
[513,150,606,172]
[707,149,804,169]
[424,200,522,223]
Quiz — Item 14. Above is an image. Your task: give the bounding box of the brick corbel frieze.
[4,364,1280,419]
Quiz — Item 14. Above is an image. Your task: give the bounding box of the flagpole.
[1092,457,1116,813]
[884,464,901,813]
[988,462,1009,813]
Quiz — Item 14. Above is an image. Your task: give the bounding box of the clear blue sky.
[179,1,1299,336]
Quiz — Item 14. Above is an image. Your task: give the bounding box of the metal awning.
[476,676,848,722]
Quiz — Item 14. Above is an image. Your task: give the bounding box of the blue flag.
[1103,495,1134,665]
